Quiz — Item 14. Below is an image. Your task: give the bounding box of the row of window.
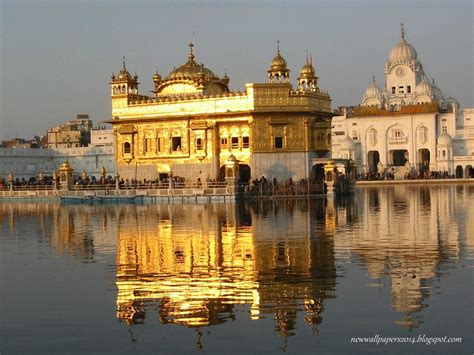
[123,134,330,155]
[391,85,412,95]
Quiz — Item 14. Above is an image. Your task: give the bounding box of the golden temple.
[107,42,333,182]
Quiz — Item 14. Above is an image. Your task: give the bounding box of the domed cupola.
[116,57,133,81]
[154,42,229,96]
[167,42,219,82]
[110,57,139,97]
[340,135,356,150]
[297,53,319,91]
[361,76,384,107]
[268,41,290,83]
[437,132,453,146]
[430,78,443,101]
[414,75,434,104]
[386,24,419,72]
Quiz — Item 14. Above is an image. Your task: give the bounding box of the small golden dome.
[153,69,161,82]
[299,53,316,78]
[117,57,132,80]
[268,40,288,71]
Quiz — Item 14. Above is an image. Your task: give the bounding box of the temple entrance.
[418,149,430,174]
[239,164,251,183]
[367,151,380,173]
[455,165,463,178]
[466,165,473,178]
[390,149,408,166]
[219,164,251,183]
[311,164,326,181]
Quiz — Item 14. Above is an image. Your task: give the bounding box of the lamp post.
[115,172,120,194]
[8,173,13,194]
[52,171,58,193]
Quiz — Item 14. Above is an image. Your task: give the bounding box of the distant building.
[47,114,93,148]
[91,126,114,146]
[331,26,474,178]
[2,136,43,149]
[0,121,115,180]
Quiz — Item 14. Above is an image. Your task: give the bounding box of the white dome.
[386,27,418,69]
[415,76,433,97]
[340,136,356,150]
[361,77,384,106]
[437,132,453,146]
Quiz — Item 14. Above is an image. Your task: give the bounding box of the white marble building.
[0,129,115,180]
[332,26,474,178]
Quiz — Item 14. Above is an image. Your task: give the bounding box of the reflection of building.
[108,43,334,182]
[332,26,474,178]
[335,185,464,328]
[114,201,337,338]
[0,203,118,261]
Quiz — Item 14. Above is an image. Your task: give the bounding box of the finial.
[277,40,280,55]
[306,50,309,64]
[310,53,313,66]
[122,56,126,69]
[188,40,195,61]
[372,75,376,83]
[224,68,228,76]
[432,78,435,85]
[400,23,405,39]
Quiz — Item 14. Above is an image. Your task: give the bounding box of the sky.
[0,0,472,140]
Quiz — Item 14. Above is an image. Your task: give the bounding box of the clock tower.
[384,24,423,107]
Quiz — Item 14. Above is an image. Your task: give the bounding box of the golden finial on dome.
[188,41,195,62]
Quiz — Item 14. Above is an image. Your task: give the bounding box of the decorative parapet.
[352,102,439,117]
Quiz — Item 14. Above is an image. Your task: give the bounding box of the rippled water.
[1,185,473,353]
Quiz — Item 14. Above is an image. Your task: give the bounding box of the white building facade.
[0,130,115,180]
[332,26,474,178]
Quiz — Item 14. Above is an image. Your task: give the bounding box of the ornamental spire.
[188,41,195,62]
[400,23,405,39]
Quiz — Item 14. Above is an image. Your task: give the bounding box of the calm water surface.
[1,185,473,354]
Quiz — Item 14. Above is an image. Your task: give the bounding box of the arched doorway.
[390,150,408,166]
[239,164,251,183]
[466,165,473,178]
[455,165,463,178]
[418,149,430,174]
[368,151,380,173]
[311,164,325,181]
[219,164,251,183]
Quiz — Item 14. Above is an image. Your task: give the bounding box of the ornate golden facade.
[107,44,333,181]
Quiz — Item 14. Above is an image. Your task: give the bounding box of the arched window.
[124,142,131,154]
[196,138,203,151]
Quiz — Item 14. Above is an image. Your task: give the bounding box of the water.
[1,185,473,354]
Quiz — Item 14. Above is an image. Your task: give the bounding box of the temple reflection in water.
[1,184,472,337]
[115,200,337,337]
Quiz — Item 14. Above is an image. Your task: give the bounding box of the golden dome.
[117,57,132,80]
[167,42,219,81]
[270,42,288,71]
[299,54,316,78]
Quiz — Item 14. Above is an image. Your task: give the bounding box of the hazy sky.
[1,0,472,140]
